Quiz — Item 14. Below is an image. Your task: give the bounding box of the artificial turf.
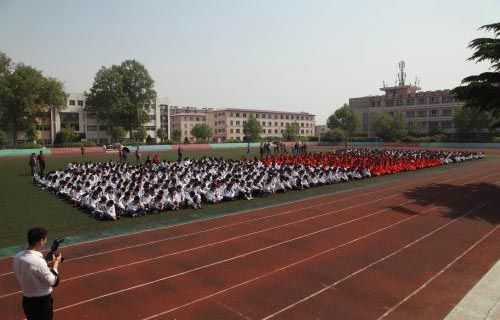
[0,146,492,257]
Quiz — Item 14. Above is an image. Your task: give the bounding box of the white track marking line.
[1,170,492,300]
[1,162,484,278]
[260,195,500,320]
[1,169,496,302]
[140,215,420,320]
[377,225,500,320]
[50,176,500,315]
[140,187,500,320]
[1,159,488,266]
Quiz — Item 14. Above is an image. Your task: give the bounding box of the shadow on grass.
[392,182,500,224]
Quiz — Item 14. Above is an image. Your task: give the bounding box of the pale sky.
[0,0,498,124]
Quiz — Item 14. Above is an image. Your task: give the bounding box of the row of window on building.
[403,108,453,118]
[227,120,313,128]
[406,121,454,130]
[370,96,456,108]
[68,100,85,106]
[214,112,313,121]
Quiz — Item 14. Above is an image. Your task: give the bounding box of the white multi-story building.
[53,93,168,144]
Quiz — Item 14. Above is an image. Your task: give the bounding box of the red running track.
[0,159,499,319]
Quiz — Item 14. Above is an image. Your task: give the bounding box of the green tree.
[0,53,66,145]
[172,129,182,143]
[110,126,126,143]
[243,115,262,141]
[54,126,78,145]
[86,59,157,134]
[156,128,166,141]
[24,123,39,142]
[453,106,492,139]
[0,52,11,75]
[322,128,345,142]
[0,130,6,147]
[451,23,500,127]
[133,126,147,142]
[190,123,213,142]
[373,111,406,140]
[326,104,359,136]
[282,122,300,141]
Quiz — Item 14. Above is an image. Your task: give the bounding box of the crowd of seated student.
[32,149,483,221]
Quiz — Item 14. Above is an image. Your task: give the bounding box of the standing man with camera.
[13,227,62,320]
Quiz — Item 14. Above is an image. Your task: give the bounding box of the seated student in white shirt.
[88,191,100,214]
[102,200,118,221]
[273,177,287,193]
[141,189,154,210]
[262,177,275,196]
[116,192,131,214]
[183,190,201,209]
[173,188,184,208]
[236,180,253,200]
[126,195,144,217]
[206,185,223,204]
[150,194,164,213]
[93,196,108,219]
[223,182,237,201]
[70,186,84,205]
[164,189,178,210]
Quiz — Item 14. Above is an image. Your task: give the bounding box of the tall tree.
[453,106,493,139]
[282,122,300,141]
[156,128,166,141]
[86,59,156,134]
[190,123,213,142]
[0,53,66,145]
[451,22,500,127]
[243,115,262,141]
[133,126,147,142]
[110,126,126,143]
[172,129,182,143]
[326,104,359,136]
[373,111,406,140]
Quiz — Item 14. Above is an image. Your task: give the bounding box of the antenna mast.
[398,60,406,86]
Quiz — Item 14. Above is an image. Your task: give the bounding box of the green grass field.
[0,146,493,257]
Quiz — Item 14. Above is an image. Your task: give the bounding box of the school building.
[349,61,464,137]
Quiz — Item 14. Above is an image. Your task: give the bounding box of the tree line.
[1,22,498,146]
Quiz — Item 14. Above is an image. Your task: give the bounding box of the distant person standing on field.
[80,145,85,157]
[37,151,46,175]
[135,146,141,165]
[177,146,183,162]
[29,153,37,176]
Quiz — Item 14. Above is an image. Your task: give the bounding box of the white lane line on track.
[0,159,489,266]
[1,161,486,279]
[140,185,500,320]
[1,168,496,303]
[49,176,500,316]
[376,224,500,320]
[2,169,494,300]
[260,194,500,320]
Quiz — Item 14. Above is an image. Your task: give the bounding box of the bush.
[0,130,7,147]
[322,128,344,142]
[493,137,500,143]
[55,141,98,147]
[20,142,42,149]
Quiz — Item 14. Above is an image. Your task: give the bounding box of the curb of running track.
[0,157,494,258]
[444,259,500,320]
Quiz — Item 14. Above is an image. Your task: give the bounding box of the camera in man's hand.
[45,237,65,263]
